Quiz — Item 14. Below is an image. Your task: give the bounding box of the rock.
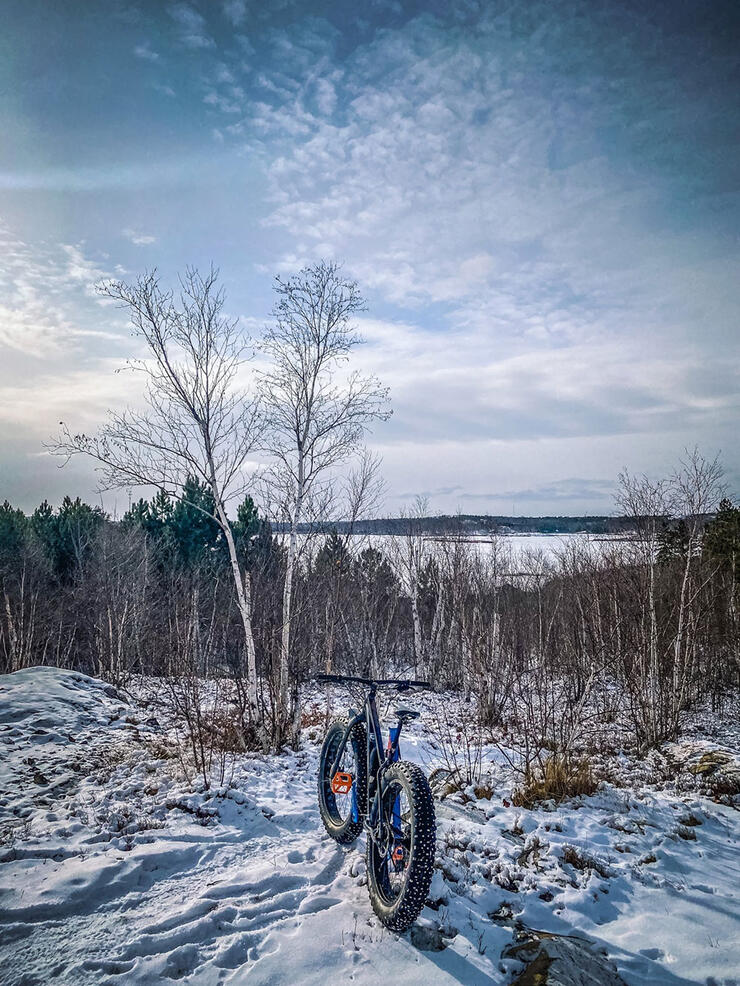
[410,922,450,952]
[678,813,702,827]
[688,751,733,775]
[505,928,628,986]
[102,683,128,703]
[665,743,740,795]
[489,901,514,922]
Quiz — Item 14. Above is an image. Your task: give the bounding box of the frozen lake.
[293,530,634,570]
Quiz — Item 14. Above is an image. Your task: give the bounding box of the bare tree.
[390,496,429,675]
[259,261,391,741]
[50,267,264,728]
[668,448,725,734]
[615,449,725,746]
[615,468,672,748]
[319,450,386,662]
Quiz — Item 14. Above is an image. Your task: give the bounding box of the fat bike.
[316,673,436,932]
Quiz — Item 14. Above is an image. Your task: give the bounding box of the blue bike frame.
[319,674,427,841]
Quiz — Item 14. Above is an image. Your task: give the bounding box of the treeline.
[1,463,738,754]
[287,514,636,536]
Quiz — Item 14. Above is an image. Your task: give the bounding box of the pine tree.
[169,476,221,567]
[0,500,28,564]
[315,529,351,576]
[704,498,740,582]
[31,497,104,581]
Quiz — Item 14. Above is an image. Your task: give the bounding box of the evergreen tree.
[0,500,28,564]
[356,546,396,595]
[232,495,260,568]
[31,497,105,581]
[123,478,222,567]
[704,497,740,582]
[315,529,351,576]
[123,489,173,540]
[657,518,690,563]
[169,476,221,567]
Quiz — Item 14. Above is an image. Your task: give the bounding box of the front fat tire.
[317,718,367,845]
[366,761,436,932]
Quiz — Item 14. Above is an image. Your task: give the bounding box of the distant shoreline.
[277,514,636,536]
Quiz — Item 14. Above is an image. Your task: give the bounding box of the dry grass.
[559,844,613,879]
[513,755,597,809]
[299,704,326,729]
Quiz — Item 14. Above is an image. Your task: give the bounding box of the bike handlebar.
[315,673,432,691]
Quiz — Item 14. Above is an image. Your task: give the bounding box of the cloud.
[460,478,617,504]
[122,228,157,245]
[203,89,244,114]
[60,243,108,290]
[168,2,215,49]
[0,154,223,192]
[314,77,337,116]
[0,360,137,431]
[0,225,128,359]
[249,5,738,352]
[354,317,740,448]
[133,43,159,62]
[397,485,464,499]
[223,0,247,27]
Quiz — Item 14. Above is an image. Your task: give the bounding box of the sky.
[1,0,738,517]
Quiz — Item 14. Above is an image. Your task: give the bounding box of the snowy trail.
[1,746,493,985]
[0,671,492,985]
[1,668,738,985]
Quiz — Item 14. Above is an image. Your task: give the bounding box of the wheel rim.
[372,778,412,904]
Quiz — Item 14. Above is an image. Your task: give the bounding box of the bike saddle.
[394,705,420,724]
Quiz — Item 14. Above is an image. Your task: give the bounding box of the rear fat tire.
[317,718,368,845]
[366,761,436,932]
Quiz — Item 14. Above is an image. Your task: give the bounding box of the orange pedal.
[331,771,353,794]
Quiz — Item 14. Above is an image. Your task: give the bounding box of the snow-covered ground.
[1,668,738,985]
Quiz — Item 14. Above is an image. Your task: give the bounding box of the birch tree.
[259,262,390,740]
[51,267,264,729]
[615,469,672,748]
[668,448,724,734]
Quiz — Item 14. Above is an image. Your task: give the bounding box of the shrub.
[512,755,597,808]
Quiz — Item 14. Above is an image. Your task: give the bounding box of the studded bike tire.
[366,761,436,932]
[317,718,368,845]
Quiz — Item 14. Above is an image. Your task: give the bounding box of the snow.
[297,532,630,569]
[1,668,738,985]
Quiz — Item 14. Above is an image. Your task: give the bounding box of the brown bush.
[299,704,326,729]
[204,708,248,752]
[512,755,597,809]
